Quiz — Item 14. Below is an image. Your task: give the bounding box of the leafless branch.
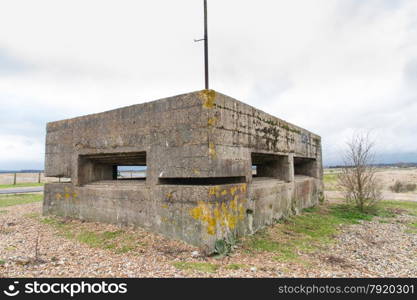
[337,132,382,211]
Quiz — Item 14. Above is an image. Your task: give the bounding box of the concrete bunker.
[43,90,323,251]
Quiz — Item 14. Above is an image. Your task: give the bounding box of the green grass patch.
[407,222,417,234]
[0,259,5,265]
[244,201,417,263]
[0,210,7,214]
[0,194,42,207]
[36,215,143,254]
[273,246,300,262]
[378,201,417,216]
[114,245,136,254]
[246,230,281,252]
[302,207,319,213]
[226,263,248,270]
[0,183,44,189]
[243,203,398,263]
[40,217,65,227]
[24,212,41,219]
[329,205,376,223]
[76,230,124,249]
[172,262,219,273]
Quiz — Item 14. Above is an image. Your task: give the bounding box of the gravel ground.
[310,214,417,277]
[0,202,416,278]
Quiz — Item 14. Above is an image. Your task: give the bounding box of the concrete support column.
[145,149,159,186]
[285,153,295,183]
[312,160,321,179]
[112,165,118,180]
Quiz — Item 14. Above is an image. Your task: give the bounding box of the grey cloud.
[404,59,417,85]
[0,159,43,171]
[337,0,406,16]
[248,77,293,108]
[0,92,73,138]
[0,48,33,75]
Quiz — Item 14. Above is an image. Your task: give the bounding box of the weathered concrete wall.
[44,90,323,251]
[44,182,250,249]
[44,177,321,250]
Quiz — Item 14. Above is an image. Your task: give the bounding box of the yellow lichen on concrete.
[230,196,239,210]
[230,186,238,196]
[209,143,216,158]
[55,190,77,201]
[209,186,220,197]
[199,90,216,109]
[190,185,247,235]
[190,201,217,235]
[208,116,218,127]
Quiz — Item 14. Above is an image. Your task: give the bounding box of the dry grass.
[0,194,43,208]
[324,167,417,202]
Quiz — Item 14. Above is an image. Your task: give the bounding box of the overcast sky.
[0,0,416,170]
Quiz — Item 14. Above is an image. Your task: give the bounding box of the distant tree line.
[327,162,417,169]
[0,170,44,174]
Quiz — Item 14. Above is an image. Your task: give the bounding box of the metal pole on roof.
[195,0,209,90]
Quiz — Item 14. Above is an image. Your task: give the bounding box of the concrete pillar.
[112,165,118,180]
[285,153,295,183]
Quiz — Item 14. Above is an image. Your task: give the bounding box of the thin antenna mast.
[195,0,209,90]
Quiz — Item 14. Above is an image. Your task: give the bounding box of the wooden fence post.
[13,173,17,185]
[38,172,41,183]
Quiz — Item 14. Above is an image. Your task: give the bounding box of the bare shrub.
[390,181,417,193]
[337,133,382,211]
[406,183,417,192]
[390,180,404,193]
[34,228,41,262]
[30,227,45,264]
